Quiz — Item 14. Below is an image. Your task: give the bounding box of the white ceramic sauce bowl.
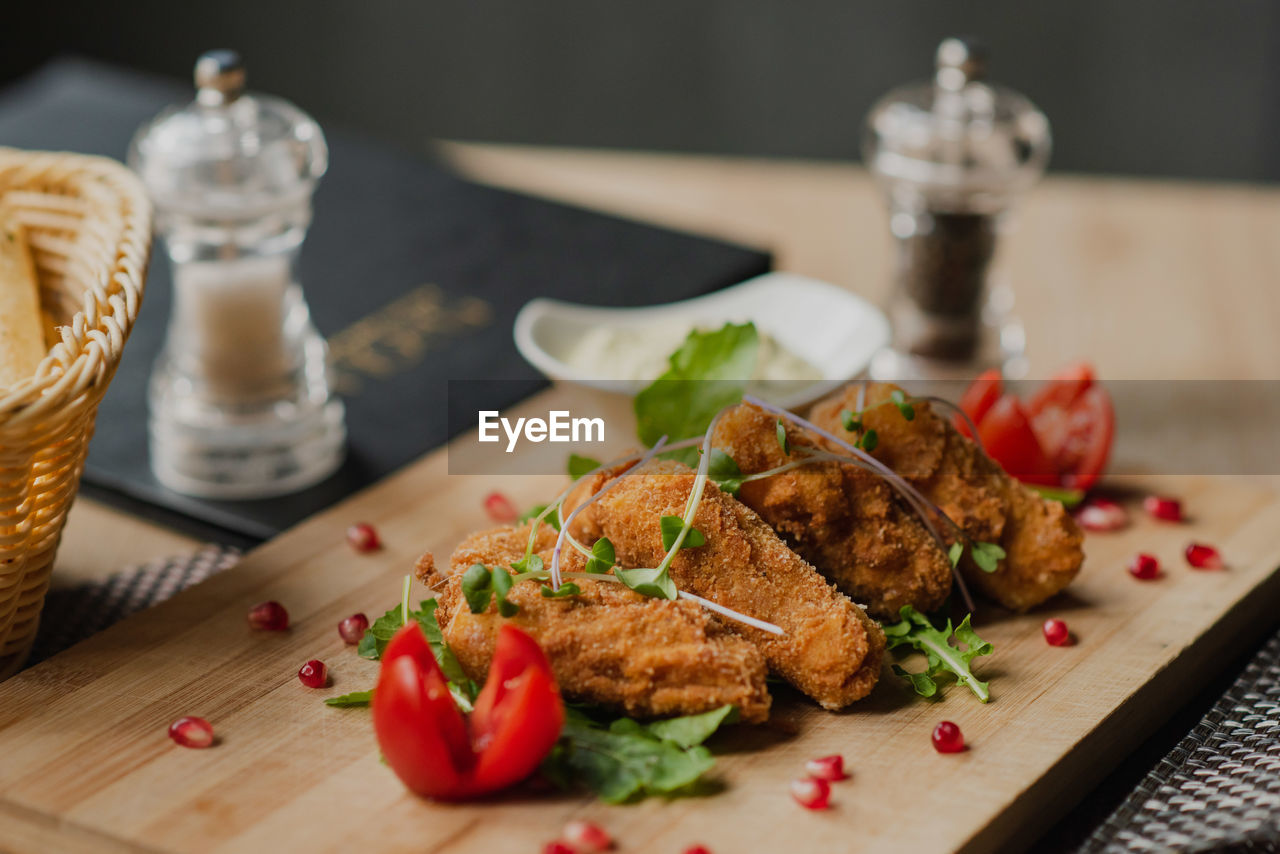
[513,272,889,410]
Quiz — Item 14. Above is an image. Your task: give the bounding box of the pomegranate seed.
[542,843,575,854]
[932,721,965,753]
[1076,498,1129,532]
[1042,618,1071,646]
[346,522,381,553]
[298,659,328,689]
[338,613,369,644]
[562,819,613,852]
[682,847,712,854]
[804,754,847,781]
[1186,542,1224,570]
[484,491,519,524]
[1128,552,1161,580]
[168,716,214,749]
[247,600,289,631]
[1144,495,1184,522]
[790,776,832,809]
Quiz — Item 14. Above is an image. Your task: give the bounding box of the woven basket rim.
[0,147,151,427]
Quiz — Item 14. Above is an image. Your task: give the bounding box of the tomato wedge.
[957,361,1114,490]
[977,395,1059,485]
[956,368,1003,437]
[372,622,563,800]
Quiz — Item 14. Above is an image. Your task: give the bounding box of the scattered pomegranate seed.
[1042,618,1071,646]
[562,819,613,852]
[247,600,289,631]
[790,776,832,809]
[168,716,214,749]
[298,659,328,689]
[346,522,381,553]
[804,754,847,781]
[1143,495,1184,522]
[542,843,575,854]
[1076,498,1129,532]
[1128,552,1161,580]
[682,847,712,854]
[1185,542,1225,570]
[484,491,519,524]
[338,613,370,644]
[932,721,965,753]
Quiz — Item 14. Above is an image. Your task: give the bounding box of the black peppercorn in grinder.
[864,37,1050,380]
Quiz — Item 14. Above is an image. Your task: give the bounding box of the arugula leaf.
[413,599,471,690]
[542,705,734,803]
[660,515,706,550]
[541,582,582,598]
[634,322,759,449]
[324,690,373,707]
[568,454,602,479]
[614,566,678,600]
[890,389,916,421]
[707,449,744,496]
[970,542,1006,574]
[357,605,408,660]
[775,420,790,456]
[883,606,993,703]
[585,537,615,574]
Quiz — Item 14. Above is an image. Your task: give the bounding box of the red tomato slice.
[955,369,1003,437]
[468,626,564,794]
[373,622,564,801]
[1026,361,1094,414]
[1033,385,1114,490]
[977,395,1059,485]
[373,626,472,799]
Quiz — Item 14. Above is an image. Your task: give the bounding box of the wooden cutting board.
[2,386,1279,854]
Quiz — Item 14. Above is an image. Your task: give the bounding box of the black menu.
[0,58,772,544]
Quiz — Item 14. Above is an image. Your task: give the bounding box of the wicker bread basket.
[0,149,151,679]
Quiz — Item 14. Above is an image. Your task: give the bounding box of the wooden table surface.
[54,143,1280,585]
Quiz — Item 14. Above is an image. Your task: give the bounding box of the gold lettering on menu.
[328,284,492,395]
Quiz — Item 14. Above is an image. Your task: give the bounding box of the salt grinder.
[129,50,345,498]
[864,38,1050,380]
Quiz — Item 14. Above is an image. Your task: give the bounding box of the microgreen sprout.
[776,419,791,455]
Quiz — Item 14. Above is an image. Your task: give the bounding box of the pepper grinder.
[129,50,346,498]
[864,37,1050,380]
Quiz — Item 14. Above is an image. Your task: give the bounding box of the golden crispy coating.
[711,402,952,618]
[572,460,885,710]
[420,523,772,723]
[810,383,1084,611]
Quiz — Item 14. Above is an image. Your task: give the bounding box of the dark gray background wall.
[7,1,1280,181]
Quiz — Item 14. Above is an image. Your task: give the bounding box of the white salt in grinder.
[129,50,346,498]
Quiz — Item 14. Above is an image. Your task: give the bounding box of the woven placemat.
[1080,628,1280,853]
[25,545,242,669]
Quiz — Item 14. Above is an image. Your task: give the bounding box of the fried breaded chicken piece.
[571,459,885,710]
[810,382,1084,611]
[711,402,952,618]
[419,522,771,723]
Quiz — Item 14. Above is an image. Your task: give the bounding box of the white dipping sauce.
[560,324,822,384]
